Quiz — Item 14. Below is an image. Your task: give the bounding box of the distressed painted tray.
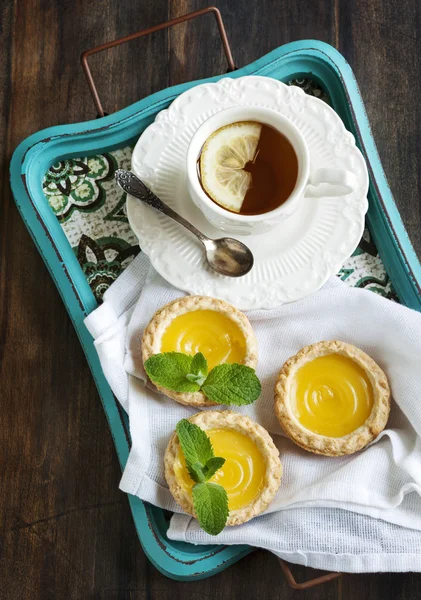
[10,38,421,581]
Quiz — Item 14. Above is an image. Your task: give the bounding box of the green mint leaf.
[144,352,200,393]
[186,352,208,387]
[190,352,208,377]
[188,462,207,483]
[176,419,214,469]
[202,364,261,406]
[202,456,226,480]
[192,482,229,535]
[186,372,207,386]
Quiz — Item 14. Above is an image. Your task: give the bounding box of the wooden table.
[1,1,421,598]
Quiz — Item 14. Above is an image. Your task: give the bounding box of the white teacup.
[186,106,357,236]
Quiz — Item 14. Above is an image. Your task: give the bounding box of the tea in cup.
[187,106,357,235]
[198,120,299,216]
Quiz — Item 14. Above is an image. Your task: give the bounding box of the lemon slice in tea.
[199,121,262,213]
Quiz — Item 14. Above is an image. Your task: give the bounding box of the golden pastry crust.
[164,410,282,526]
[274,340,391,457]
[142,295,258,407]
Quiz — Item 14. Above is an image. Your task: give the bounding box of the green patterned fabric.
[42,79,397,303]
[43,146,140,302]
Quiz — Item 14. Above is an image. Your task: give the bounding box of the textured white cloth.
[85,253,421,572]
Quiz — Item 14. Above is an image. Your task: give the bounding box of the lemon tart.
[165,410,282,526]
[142,296,258,406]
[274,341,391,456]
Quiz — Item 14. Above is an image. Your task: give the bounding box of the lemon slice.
[199,121,262,212]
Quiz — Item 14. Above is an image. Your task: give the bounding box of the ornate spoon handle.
[115,169,207,243]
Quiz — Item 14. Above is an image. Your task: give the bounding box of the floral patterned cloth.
[42,79,397,303]
[43,147,140,301]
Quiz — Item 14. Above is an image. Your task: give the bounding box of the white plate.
[127,76,369,310]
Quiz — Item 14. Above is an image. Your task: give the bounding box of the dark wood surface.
[1,1,421,598]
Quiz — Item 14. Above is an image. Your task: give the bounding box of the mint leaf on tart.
[202,456,226,480]
[202,363,261,406]
[192,482,229,536]
[176,419,214,474]
[144,352,200,393]
[186,352,208,387]
[188,462,208,484]
[176,419,228,533]
[144,351,261,406]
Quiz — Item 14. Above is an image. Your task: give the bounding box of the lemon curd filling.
[174,428,266,511]
[291,354,374,438]
[160,310,246,370]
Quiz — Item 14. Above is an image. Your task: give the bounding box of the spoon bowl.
[203,237,254,277]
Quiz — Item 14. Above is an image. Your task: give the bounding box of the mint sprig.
[145,352,261,406]
[176,419,228,535]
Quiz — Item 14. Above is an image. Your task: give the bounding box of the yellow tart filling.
[174,428,266,511]
[291,354,374,437]
[160,309,246,371]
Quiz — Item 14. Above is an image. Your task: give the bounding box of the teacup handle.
[306,168,358,197]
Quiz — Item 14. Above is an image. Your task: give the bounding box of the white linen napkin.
[85,253,421,572]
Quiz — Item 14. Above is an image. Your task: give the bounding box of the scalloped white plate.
[127,76,368,310]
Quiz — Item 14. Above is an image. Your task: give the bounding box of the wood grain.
[1,0,421,598]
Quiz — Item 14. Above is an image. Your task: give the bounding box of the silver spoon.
[115,169,254,278]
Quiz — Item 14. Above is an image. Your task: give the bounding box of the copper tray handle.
[81,6,235,117]
[278,558,341,590]
[81,7,342,590]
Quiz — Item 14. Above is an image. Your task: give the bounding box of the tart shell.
[274,340,391,457]
[164,410,282,527]
[142,295,258,407]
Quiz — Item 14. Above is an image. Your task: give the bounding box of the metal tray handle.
[278,558,341,589]
[80,6,343,589]
[81,6,235,117]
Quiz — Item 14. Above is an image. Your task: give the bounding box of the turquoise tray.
[10,40,421,581]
